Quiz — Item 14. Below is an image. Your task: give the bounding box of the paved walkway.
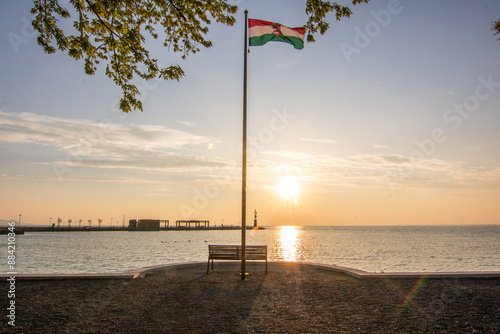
[7,262,500,333]
[3,261,500,280]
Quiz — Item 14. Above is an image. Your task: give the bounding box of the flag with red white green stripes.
[248,19,305,50]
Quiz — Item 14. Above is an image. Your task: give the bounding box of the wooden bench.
[207,245,268,274]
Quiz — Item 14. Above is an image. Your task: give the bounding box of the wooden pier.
[175,220,210,229]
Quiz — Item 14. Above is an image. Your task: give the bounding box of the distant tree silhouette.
[88,219,92,227]
[98,219,102,229]
[67,219,72,228]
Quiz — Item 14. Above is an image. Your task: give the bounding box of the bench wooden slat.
[207,245,267,274]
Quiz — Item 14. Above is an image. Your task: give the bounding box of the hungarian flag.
[248,19,305,50]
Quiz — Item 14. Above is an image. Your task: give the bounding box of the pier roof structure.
[175,220,209,229]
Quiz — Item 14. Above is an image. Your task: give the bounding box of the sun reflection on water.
[276,226,306,262]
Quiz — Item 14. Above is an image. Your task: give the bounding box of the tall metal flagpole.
[241,10,248,280]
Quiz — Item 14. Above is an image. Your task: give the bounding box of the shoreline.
[4,262,500,333]
[2,261,500,281]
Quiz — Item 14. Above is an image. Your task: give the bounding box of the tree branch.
[167,0,187,21]
[84,0,121,39]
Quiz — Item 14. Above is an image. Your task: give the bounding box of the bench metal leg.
[207,259,215,274]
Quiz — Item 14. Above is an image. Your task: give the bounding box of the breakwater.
[15,225,264,232]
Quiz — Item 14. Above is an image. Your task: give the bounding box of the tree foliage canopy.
[32,0,239,112]
[493,20,500,41]
[31,1,498,113]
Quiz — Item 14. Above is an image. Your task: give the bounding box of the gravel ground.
[2,262,500,333]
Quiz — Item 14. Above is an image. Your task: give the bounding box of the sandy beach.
[4,262,500,333]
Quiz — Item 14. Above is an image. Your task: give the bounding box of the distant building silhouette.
[128,219,160,230]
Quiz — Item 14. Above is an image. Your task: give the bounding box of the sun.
[276,179,299,199]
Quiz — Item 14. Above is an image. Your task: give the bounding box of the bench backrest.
[209,245,267,259]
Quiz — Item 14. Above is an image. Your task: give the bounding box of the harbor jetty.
[13,218,265,233]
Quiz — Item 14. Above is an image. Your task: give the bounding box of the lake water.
[2,225,499,274]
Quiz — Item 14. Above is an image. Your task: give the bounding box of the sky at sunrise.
[1,0,500,226]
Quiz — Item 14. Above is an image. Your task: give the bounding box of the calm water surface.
[1,226,499,274]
